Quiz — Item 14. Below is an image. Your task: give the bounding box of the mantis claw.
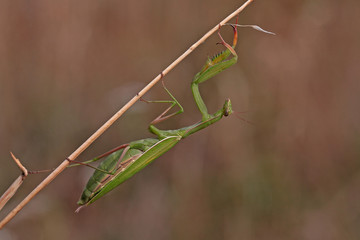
[216,32,237,57]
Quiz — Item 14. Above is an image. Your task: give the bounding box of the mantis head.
[223,98,233,117]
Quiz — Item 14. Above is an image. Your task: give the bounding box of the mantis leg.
[191,25,238,121]
[66,159,113,174]
[23,144,130,176]
[66,144,130,174]
[142,80,184,125]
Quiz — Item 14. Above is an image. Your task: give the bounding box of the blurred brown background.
[0,0,359,239]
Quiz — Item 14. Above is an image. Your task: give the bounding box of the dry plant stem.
[0,153,28,212]
[0,0,253,229]
[0,176,24,212]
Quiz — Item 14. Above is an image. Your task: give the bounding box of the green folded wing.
[83,136,180,205]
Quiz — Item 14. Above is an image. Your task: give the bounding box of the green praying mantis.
[74,22,274,212]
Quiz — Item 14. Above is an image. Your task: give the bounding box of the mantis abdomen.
[77,136,180,207]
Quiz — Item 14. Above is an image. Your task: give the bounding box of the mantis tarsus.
[76,23,245,211]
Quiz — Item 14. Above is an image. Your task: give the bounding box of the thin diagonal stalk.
[0,0,253,229]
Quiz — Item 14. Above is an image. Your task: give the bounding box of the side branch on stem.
[0,153,28,212]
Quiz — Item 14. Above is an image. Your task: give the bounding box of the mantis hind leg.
[66,144,130,174]
[141,80,184,125]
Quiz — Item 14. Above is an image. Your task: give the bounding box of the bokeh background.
[0,0,359,239]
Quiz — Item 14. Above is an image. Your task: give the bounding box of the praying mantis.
[75,21,274,211]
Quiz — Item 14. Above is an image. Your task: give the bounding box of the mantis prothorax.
[75,24,240,212]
